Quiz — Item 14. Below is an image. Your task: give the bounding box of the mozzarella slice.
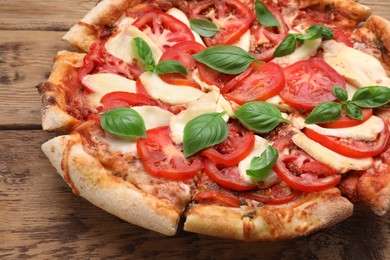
[322,40,390,88]
[272,38,322,67]
[106,106,174,154]
[105,25,162,66]
[82,73,137,109]
[166,8,205,46]
[232,29,251,52]
[140,72,205,105]
[305,116,384,142]
[238,136,280,188]
[292,132,373,173]
[346,83,358,100]
[266,95,294,112]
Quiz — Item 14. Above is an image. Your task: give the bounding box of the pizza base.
[184,188,353,241]
[42,133,181,236]
[37,51,84,132]
[366,15,390,67]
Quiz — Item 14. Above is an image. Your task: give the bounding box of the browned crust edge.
[319,0,372,22]
[42,134,180,236]
[184,188,353,241]
[366,15,390,67]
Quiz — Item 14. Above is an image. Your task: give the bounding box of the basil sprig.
[255,0,280,27]
[274,25,333,57]
[133,37,188,75]
[246,144,278,179]
[189,18,220,38]
[235,102,290,133]
[183,112,228,157]
[101,108,146,138]
[193,45,261,75]
[305,86,390,124]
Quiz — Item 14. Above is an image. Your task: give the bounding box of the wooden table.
[1,1,390,258]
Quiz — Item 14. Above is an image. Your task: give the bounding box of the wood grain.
[1,130,389,259]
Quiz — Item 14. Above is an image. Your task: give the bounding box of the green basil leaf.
[273,34,297,57]
[101,108,146,138]
[318,25,334,40]
[235,102,289,133]
[255,0,281,27]
[333,86,348,102]
[193,45,259,75]
[155,60,188,75]
[183,112,228,157]
[189,18,220,38]
[133,37,155,71]
[305,102,342,124]
[246,145,278,179]
[345,102,363,120]
[351,86,390,108]
[306,25,333,40]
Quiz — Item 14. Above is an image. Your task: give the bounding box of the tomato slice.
[137,126,204,180]
[249,4,289,61]
[190,0,255,46]
[98,91,160,112]
[159,41,205,88]
[132,10,195,52]
[319,108,372,128]
[279,58,346,110]
[194,190,241,207]
[304,125,389,158]
[272,135,341,192]
[223,62,285,104]
[204,159,257,191]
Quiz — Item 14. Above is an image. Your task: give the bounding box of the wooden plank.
[0,130,390,258]
[0,0,96,31]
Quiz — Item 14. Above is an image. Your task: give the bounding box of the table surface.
[1,1,390,259]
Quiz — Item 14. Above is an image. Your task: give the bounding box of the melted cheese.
[82,73,137,109]
[322,40,390,88]
[140,72,204,105]
[232,29,251,52]
[292,132,373,173]
[266,95,294,112]
[238,136,280,188]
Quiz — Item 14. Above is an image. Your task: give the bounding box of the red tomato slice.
[272,135,341,192]
[279,58,346,110]
[190,0,255,46]
[137,126,204,180]
[132,10,195,52]
[159,41,205,88]
[204,159,257,191]
[223,62,285,104]
[249,4,289,61]
[98,91,159,112]
[333,29,353,48]
[304,125,389,158]
[319,108,372,128]
[194,190,241,207]
[201,121,255,166]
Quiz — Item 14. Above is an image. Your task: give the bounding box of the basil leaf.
[193,45,260,75]
[305,102,342,124]
[133,37,155,71]
[273,34,297,57]
[155,60,188,75]
[351,86,390,108]
[235,102,289,133]
[101,108,146,138]
[189,18,220,38]
[306,25,333,40]
[333,86,348,102]
[246,145,278,179]
[255,0,280,27]
[345,102,363,120]
[183,112,228,157]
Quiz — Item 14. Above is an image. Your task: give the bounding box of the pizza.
[36,0,390,241]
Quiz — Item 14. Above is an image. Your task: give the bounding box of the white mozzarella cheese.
[305,115,384,142]
[232,29,251,52]
[191,68,220,93]
[292,132,373,173]
[140,72,205,105]
[346,83,358,100]
[266,95,294,112]
[238,136,280,188]
[106,134,138,155]
[82,73,137,109]
[166,8,206,46]
[272,38,322,67]
[322,40,390,88]
[105,25,162,66]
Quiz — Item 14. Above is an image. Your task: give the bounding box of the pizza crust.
[42,134,180,236]
[366,15,390,67]
[318,0,372,22]
[184,188,353,241]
